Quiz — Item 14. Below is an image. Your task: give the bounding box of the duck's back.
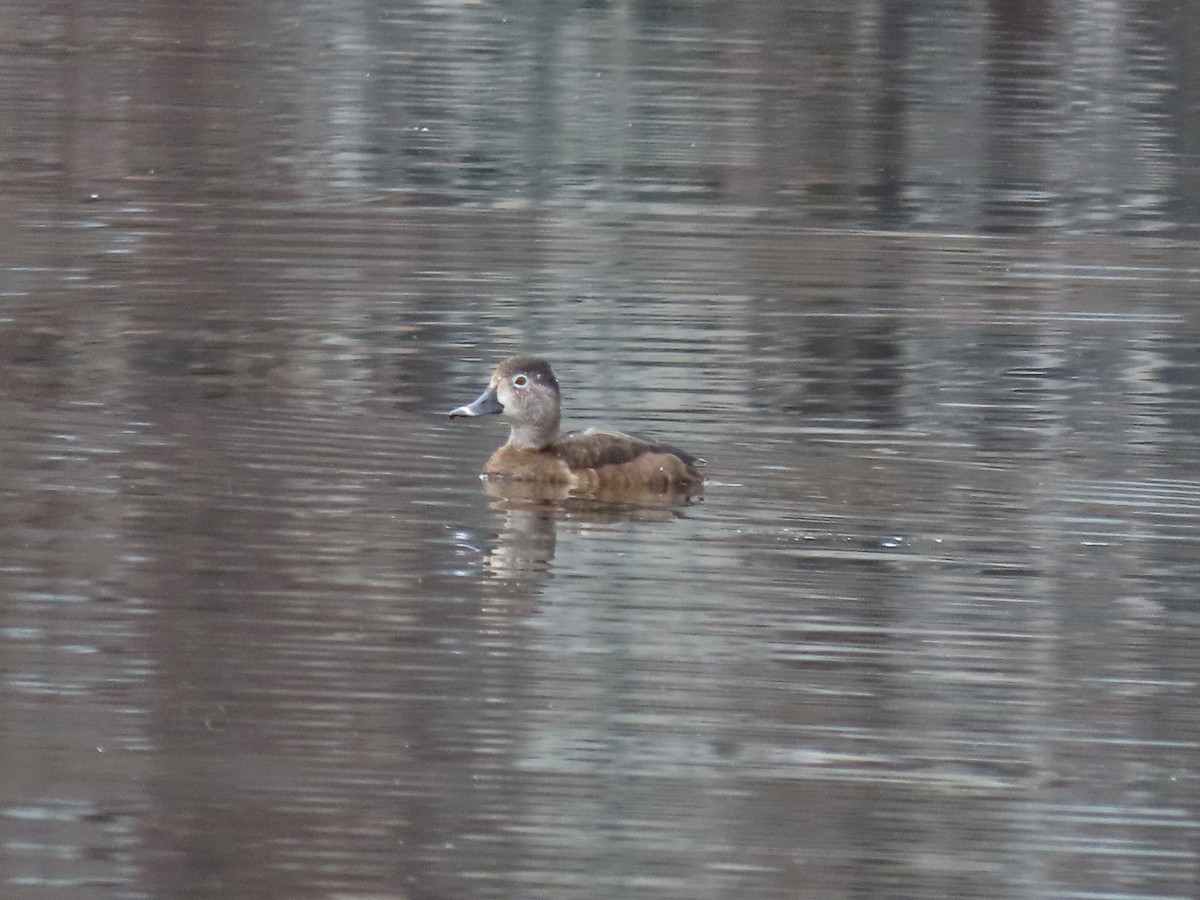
[551,428,704,491]
[482,428,703,490]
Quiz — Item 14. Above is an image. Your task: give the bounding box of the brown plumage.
[449,356,704,494]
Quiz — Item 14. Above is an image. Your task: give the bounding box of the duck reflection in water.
[449,355,705,503]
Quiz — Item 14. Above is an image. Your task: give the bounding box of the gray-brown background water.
[2,2,1199,898]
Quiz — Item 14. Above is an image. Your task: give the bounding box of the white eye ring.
[512,374,529,387]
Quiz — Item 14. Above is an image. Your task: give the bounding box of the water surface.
[1,2,1199,899]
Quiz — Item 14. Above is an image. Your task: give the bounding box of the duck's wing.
[554,428,705,471]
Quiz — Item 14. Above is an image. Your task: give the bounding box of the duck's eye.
[512,374,529,387]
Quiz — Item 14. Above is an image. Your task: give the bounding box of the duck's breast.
[483,445,574,483]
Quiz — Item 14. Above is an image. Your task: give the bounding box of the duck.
[448,356,704,493]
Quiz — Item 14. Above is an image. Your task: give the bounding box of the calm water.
[2,2,1199,898]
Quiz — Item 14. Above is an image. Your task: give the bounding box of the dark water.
[2,2,1199,898]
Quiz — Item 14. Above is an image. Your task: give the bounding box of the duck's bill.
[449,385,504,417]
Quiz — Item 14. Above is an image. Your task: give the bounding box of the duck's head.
[449,356,562,449]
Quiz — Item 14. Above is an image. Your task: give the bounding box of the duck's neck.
[506,412,560,450]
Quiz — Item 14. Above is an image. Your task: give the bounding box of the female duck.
[449,356,704,493]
